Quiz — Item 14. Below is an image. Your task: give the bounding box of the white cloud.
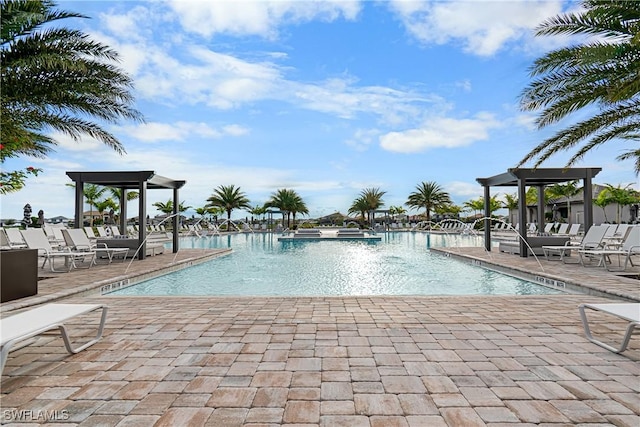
[379,112,502,153]
[344,128,380,151]
[167,0,361,39]
[446,181,483,198]
[119,122,249,142]
[388,0,564,56]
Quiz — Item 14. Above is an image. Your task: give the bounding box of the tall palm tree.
[405,181,451,223]
[358,187,386,226]
[206,185,251,225]
[519,0,640,173]
[265,188,307,228]
[1,0,143,190]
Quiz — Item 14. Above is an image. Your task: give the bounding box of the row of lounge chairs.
[541,224,640,271]
[1,227,129,272]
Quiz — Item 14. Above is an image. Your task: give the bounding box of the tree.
[463,198,484,218]
[83,184,107,227]
[106,187,138,217]
[348,197,369,228]
[405,181,451,223]
[206,185,251,225]
[152,199,190,216]
[597,183,640,223]
[94,198,116,224]
[519,0,640,174]
[359,187,386,225]
[265,188,307,228]
[547,180,581,223]
[1,0,143,191]
[503,193,519,224]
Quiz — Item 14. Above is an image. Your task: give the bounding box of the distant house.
[48,216,71,224]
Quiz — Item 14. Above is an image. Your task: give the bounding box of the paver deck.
[1,242,639,426]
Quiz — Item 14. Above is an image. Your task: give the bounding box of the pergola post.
[537,185,545,231]
[483,184,491,251]
[73,179,83,229]
[119,188,127,235]
[517,178,528,257]
[138,179,147,260]
[173,187,179,253]
[583,170,594,234]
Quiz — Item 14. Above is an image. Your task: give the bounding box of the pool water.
[111,232,561,297]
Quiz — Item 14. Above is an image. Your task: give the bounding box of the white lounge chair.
[4,228,27,248]
[578,303,640,353]
[541,224,609,263]
[20,229,95,272]
[0,303,108,375]
[578,226,640,271]
[62,228,129,264]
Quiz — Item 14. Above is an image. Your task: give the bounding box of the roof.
[476,168,602,187]
[66,171,186,190]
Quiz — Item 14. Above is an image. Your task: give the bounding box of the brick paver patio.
[1,245,638,426]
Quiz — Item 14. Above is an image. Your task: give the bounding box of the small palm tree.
[83,184,107,227]
[206,185,251,226]
[265,189,307,228]
[359,187,386,225]
[598,183,640,223]
[547,180,581,223]
[503,193,519,225]
[348,197,369,228]
[405,181,451,223]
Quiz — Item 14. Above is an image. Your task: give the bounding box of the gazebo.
[476,168,602,257]
[66,171,186,260]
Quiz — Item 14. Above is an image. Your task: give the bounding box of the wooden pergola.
[66,171,186,260]
[476,167,602,257]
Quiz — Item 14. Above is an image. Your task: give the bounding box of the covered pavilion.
[476,167,602,257]
[66,171,186,260]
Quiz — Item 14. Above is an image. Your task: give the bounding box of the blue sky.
[3,0,639,221]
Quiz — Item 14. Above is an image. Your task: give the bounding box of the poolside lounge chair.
[577,226,640,271]
[541,224,609,263]
[578,303,639,353]
[4,228,27,248]
[0,228,25,249]
[20,229,95,272]
[0,303,108,375]
[62,228,129,264]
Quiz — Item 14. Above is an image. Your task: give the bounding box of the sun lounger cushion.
[0,303,108,375]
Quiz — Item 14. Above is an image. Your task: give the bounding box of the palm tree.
[503,193,519,225]
[106,187,138,217]
[206,185,251,226]
[83,184,107,227]
[265,189,307,228]
[598,183,640,223]
[463,198,485,218]
[1,0,143,190]
[547,180,581,223]
[348,197,369,228]
[405,181,451,223]
[94,198,116,225]
[357,187,386,226]
[152,199,191,216]
[519,0,640,173]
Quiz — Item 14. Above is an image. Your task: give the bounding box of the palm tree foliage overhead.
[519,0,640,174]
[206,185,251,224]
[1,0,143,162]
[405,181,451,223]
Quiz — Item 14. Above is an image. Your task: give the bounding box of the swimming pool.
[110,232,562,297]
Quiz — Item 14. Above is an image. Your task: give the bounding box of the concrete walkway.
[1,245,639,426]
